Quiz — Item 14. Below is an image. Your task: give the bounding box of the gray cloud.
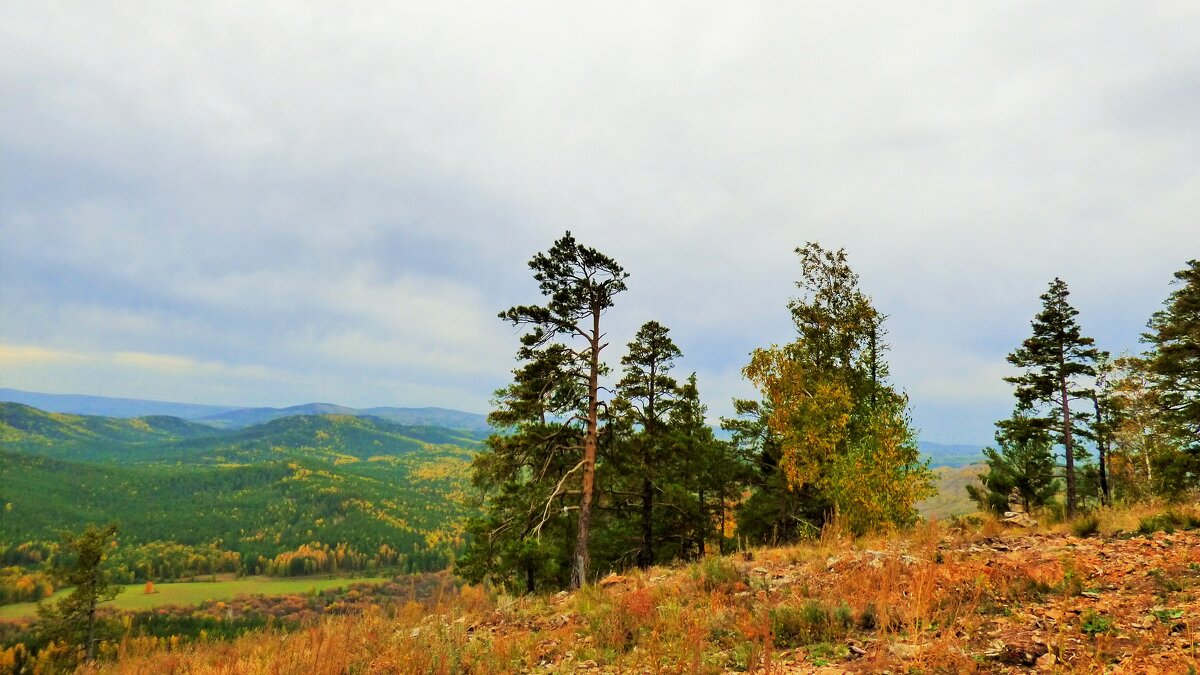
[3,1,1198,441]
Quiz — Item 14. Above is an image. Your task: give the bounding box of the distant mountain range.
[0,388,491,433]
[0,388,983,465]
[917,441,986,468]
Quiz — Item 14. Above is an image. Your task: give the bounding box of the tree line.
[459,233,934,592]
[969,261,1199,517]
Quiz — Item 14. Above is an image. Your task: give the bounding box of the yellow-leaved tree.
[734,243,933,537]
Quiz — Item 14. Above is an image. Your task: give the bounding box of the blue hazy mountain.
[0,388,490,434]
[918,441,986,468]
[0,388,238,419]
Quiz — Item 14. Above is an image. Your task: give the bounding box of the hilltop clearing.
[71,509,1199,674]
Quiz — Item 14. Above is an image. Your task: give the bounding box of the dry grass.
[6,505,1198,674]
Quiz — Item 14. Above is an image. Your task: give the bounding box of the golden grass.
[4,504,1196,674]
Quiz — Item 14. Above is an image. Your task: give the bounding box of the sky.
[2,2,1197,444]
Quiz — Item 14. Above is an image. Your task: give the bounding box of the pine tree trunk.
[571,309,602,589]
[638,374,656,569]
[1060,374,1076,519]
[1093,397,1110,506]
[638,476,653,568]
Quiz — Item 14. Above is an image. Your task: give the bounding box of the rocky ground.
[66,514,1200,674]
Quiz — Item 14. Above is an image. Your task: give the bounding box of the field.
[0,576,389,621]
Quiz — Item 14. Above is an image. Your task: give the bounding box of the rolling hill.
[0,403,482,575]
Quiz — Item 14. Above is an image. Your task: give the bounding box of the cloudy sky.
[2,2,1197,443]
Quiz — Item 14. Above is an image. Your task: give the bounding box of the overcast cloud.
[2,1,1197,443]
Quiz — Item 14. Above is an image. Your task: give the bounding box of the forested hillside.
[0,404,481,580]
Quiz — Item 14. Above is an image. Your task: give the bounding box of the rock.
[1036,652,1057,670]
[1002,513,1039,528]
[888,642,923,659]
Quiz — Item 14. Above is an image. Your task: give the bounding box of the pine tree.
[488,231,627,589]
[612,321,681,569]
[1143,260,1200,468]
[1004,278,1101,519]
[664,374,745,557]
[969,413,1059,514]
[37,524,122,663]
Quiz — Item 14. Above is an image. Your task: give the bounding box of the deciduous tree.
[736,243,932,536]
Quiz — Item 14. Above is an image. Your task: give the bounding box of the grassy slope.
[0,577,391,621]
[87,504,1200,674]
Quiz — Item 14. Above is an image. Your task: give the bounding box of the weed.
[1080,610,1113,636]
[1149,569,1185,594]
[807,641,848,665]
[693,556,743,593]
[858,602,878,630]
[769,604,815,647]
[768,599,852,647]
[1056,568,1084,597]
[1153,608,1185,624]
[1138,510,1200,535]
[833,601,854,630]
[1071,515,1101,538]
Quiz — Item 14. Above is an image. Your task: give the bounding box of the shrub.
[1138,510,1200,535]
[693,556,743,593]
[1071,515,1101,538]
[769,599,851,647]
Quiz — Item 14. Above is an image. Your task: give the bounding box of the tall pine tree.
[475,231,628,589]
[1143,260,1200,462]
[1004,278,1101,519]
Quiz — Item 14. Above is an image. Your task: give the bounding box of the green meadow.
[0,575,390,621]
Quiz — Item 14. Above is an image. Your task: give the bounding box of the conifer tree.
[664,374,745,557]
[612,321,681,569]
[1004,278,1101,519]
[1143,260,1200,467]
[37,524,122,663]
[481,232,627,589]
[969,413,1058,514]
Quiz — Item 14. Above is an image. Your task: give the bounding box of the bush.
[1138,510,1200,535]
[693,556,743,592]
[769,599,854,647]
[1072,515,1101,538]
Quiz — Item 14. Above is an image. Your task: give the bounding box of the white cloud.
[2,1,1198,440]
